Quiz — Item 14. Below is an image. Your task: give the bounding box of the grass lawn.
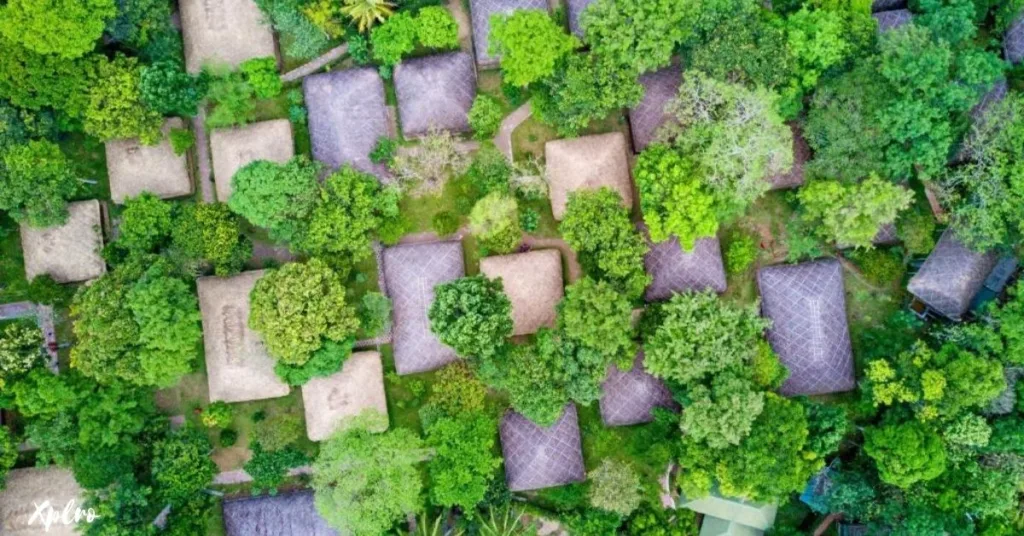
[60,132,110,202]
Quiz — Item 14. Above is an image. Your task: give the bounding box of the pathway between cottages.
[191,109,215,203]
[213,465,313,486]
[281,44,350,83]
[494,103,532,161]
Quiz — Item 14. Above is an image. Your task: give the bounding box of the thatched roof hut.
[304,68,390,178]
[681,491,777,536]
[21,200,105,284]
[223,491,337,536]
[642,228,727,302]
[599,352,678,426]
[767,123,809,191]
[469,0,549,68]
[0,466,84,536]
[382,241,465,375]
[479,249,564,336]
[500,404,586,492]
[105,118,192,204]
[1006,13,1024,64]
[301,351,388,441]
[179,0,276,74]
[907,229,998,320]
[628,64,682,152]
[210,119,295,203]
[394,52,476,138]
[546,132,633,220]
[871,0,907,12]
[758,259,855,397]
[873,9,914,33]
[566,0,596,37]
[197,271,290,403]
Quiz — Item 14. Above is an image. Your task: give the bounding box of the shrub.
[897,209,936,256]
[274,338,354,386]
[391,129,468,194]
[219,428,238,447]
[287,88,307,124]
[370,136,398,165]
[725,232,758,274]
[784,218,825,263]
[116,193,173,253]
[241,57,282,99]
[201,401,234,428]
[169,128,195,156]
[428,275,513,359]
[465,145,512,197]
[370,12,417,67]
[140,61,206,117]
[519,208,539,233]
[415,6,459,49]
[425,362,487,419]
[469,193,521,254]
[253,413,304,452]
[469,95,504,139]
[358,292,393,337]
[25,275,74,307]
[205,71,256,128]
[431,210,460,236]
[853,249,905,287]
[245,443,308,495]
[588,460,642,516]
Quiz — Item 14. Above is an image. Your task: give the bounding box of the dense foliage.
[428,275,513,360]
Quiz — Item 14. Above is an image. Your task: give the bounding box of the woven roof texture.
[179,0,276,74]
[871,0,907,12]
[566,0,595,37]
[643,228,727,301]
[301,351,388,441]
[469,0,549,67]
[1006,13,1024,64]
[479,249,563,336]
[394,52,476,137]
[304,67,390,177]
[599,352,678,426]
[907,229,998,320]
[629,64,682,152]
[500,404,586,492]
[105,118,192,203]
[21,200,105,284]
[223,491,337,536]
[873,9,913,33]
[546,132,633,220]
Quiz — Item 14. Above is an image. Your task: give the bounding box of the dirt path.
[448,0,474,54]
[213,465,313,485]
[494,103,532,161]
[191,110,215,203]
[281,44,350,83]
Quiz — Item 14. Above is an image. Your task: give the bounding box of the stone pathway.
[191,109,215,203]
[494,103,532,161]
[281,44,350,83]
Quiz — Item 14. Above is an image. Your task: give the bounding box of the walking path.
[494,103,532,161]
[281,44,349,83]
[191,109,215,203]
[213,465,313,486]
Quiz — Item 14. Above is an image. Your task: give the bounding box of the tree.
[140,61,206,117]
[149,429,216,505]
[205,70,256,128]
[0,100,56,151]
[425,414,501,511]
[560,188,650,300]
[0,0,116,59]
[275,338,355,386]
[780,7,863,118]
[76,380,155,450]
[391,128,468,194]
[587,460,642,516]
[0,426,16,490]
[0,40,93,118]
[864,421,947,489]
[170,202,253,276]
[428,275,513,360]
[370,11,417,67]
[85,55,164,144]
[342,0,394,33]
[469,95,504,139]
[468,192,521,254]
[0,322,43,390]
[580,0,690,74]
[424,362,488,419]
[117,193,173,253]
[249,259,360,367]
[633,145,719,248]
[358,292,392,337]
[244,443,308,495]
[489,11,579,87]
[229,156,320,243]
[681,373,765,449]
[415,6,458,50]
[798,175,913,249]
[312,413,431,536]
[0,140,80,227]
[500,341,568,426]
[240,57,282,99]
[531,53,643,137]
[557,278,635,366]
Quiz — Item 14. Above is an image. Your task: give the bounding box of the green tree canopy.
[489,10,579,87]
[531,53,643,137]
[170,202,253,276]
[428,275,513,360]
[140,61,207,117]
[424,414,501,511]
[229,156,320,243]
[117,193,174,253]
[0,40,93,119]
[588,460,643,516]
[0,322,43,391]
[580,0,690,74]
[0,426,16,490]
[0,139,80,227]
[681,373,765,450]
[0,0,116,59]
[149,428,217,506]
[556,277,636,367]
[634,145,719,248]
[469,192,522,254]
[864,421,948,489]
[84,55,164,144]
[798,175,914,249]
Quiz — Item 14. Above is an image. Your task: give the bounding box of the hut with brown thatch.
[394,52,476,138]
[642,226,727,302]
[628,64,682,153]
[479,249,564,336]
[197,271,290,403]
[500,404,586,492]
[223,491,337,536]
[546,132,633,220]
[758,259,856,397]
[0,467,84,536]
[1006,13,1024,64]
[566,0,596,37]
[873,9,914,33]
[210,119,295,203]
[20,200,105,284]
[301,351,388,441]
[469,0,549,68]
[383,241,466,375]
[907,229,999,321]
[767,123,810,191]
[599,352,678,427]
[304,68,390,178]
[179,0,276,74]
[105,118,192,204]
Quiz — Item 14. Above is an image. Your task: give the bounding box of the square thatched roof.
[211,119,295,203]
[105,118,192,204]
[642,227,727,302]
[871,0,907,12]
[198,271,291,403]
[500,404,586,492]
[546,132,633,220]
[566,0,596,37]
[301,351,388,441]
[223,491,337,536]
[21,200,105,284]
[179,0,277,74]
[758,259,855,397]
[304,67,390,178]
[383,241,465,375]
[0,466,83,536]
[628,64,681,152]
[469,0,549,67]
[680,491,777,533]
[1007,13,1024,64]
[600,352,678,427]
[479,249,564,336]
[873,9,913,33]
[394,52,476,138]
[907,229,998,320]
[767,123,809,191]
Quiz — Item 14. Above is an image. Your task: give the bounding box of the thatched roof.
[642,227,727,301]
[546,132,633,220]
[873,9,913,33]
[871,0,907,12]
[758,259,855,397]
[223,490,337,536]
[304,68,390,178]
[872,223,900,246]
[500,404,586,492]
[628,64,682,152]
[21,200,105,284]
[179,0,277,74]
[907,229,998,320]
[0,466,83,536]
[301,351,388,441]
[1007,13,1024,64]
[479,249,563,336]
[394,52,476,138]
[767,122,809,191]
[599,352,678,426]
[382,241,465,375]
[681,491,777,534]
[566,0,596,37]
[469,0,549,68]
[197,271,291,403]
[211,119,295,203]
[105,118,192,204]
[986,367,1024,416]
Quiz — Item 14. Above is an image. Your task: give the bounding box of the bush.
[241,57,282,99]
[253,413,303,451]
[287,88,307,124]
[26,275,74,307]
[358,292,392,337]
[117,193,174,253]
[897,209,936,256]
[219,428,238,447]
[169,128,195,156]
[469,95,504,139]
[415,6,459,49]
[347,32,372,65]
[370,136,398,165]
[428,274,514,360]
[469,193,521,254]
[465,145,512,197]
[274,338,354,386]
[853,249,905,287]
[588,460,642,516]
[205,71,256,128]
[425,362,487,420]
[371,12,417,67]
[140,61,206,117]
[725,232,758,274]
[431,211,460,237]
[784,219,825,263]
[519,208,539,233]
[200,401,233,428]
[245,443,308,495]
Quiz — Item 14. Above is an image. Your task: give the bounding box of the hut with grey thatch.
[105,118,192,204]
[304,68,390,177]
[1007,13,1024,64]
[0,467,83,536]
[628,64,682,152]
[500,404,586,492]
[600,352,678,427]
[479,249,564,336]
[179,0,276,74]
[871,0,907,12]
[222,491,337,536]
[758,259,856,397]
[642,228,727,302]
[210,119,294,203]
[301,351,388,441]
[955,79,1009,163]
[566,0,596,37]
[873,9,913,33]
[907,229,999,320]
[21,200,106,284]
[469,0,549,67]
[546,132,633,220]
[394,52,476,138]
[383,241,465,375]
[768,123,810,191]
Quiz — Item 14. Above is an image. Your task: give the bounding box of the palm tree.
[341,0,396,33]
